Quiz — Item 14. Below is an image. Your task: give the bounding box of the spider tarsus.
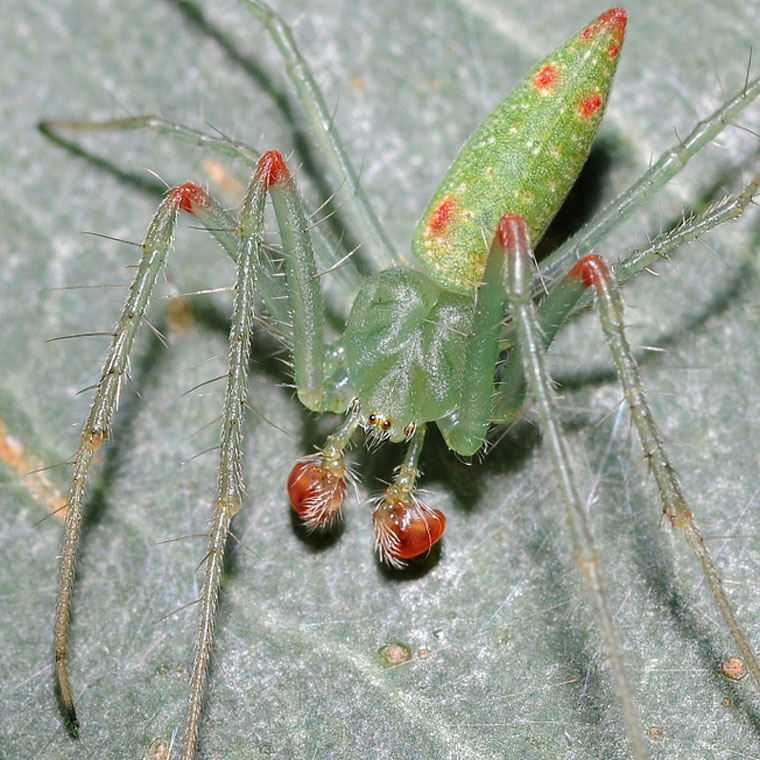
[287,458,347,529]
[66,705,79,732]
[372,497,446,567]
[288,412,361,529]
[55,661,79,732]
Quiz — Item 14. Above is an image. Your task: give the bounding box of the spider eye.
[287,460,346,529]
[381,418,392,432]
[368,413,377,424]
[373,498,446,566]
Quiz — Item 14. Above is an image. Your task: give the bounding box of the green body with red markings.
[343,8,626,449]
[412,8,626,293]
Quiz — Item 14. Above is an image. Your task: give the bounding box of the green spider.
[40,2,760,759]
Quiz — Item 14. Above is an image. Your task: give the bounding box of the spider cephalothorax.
[276,8,627,565]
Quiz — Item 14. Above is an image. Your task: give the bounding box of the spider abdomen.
[411,8,626,294]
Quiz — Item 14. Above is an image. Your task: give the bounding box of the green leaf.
[2,1,759,758]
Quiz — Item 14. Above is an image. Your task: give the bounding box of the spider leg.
[567,252,760,687]
[180,149,341,760]
[177,169,266,760]
[40,115,262,165]
[438,228,507,456]
[500,214,648,760]
[53,182,209,734]
[238,0,397,270]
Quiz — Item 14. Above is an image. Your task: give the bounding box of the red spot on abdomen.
[569,254,610,289]
[599,8,628,40]
[170,182,208,215]
[256,150,290,189]
[579,94,603,119]
[428,196,456,234]
[581,8,627,43]
[534,65,557,95]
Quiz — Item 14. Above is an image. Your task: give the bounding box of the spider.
[27,1,760,758]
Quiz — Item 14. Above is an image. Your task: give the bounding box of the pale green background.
[2,1,760,758]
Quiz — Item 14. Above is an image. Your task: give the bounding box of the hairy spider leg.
[567,252,760,686]
[177,148,336,760]
[178,173,261,760]
[53,182,208,732]
[499,214,647,760]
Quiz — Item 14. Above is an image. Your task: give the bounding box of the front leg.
[499,214,647,760]
[179,149,333,759]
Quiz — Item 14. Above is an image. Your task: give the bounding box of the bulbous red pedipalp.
[287,460,346,528]
[373,498,446,565]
